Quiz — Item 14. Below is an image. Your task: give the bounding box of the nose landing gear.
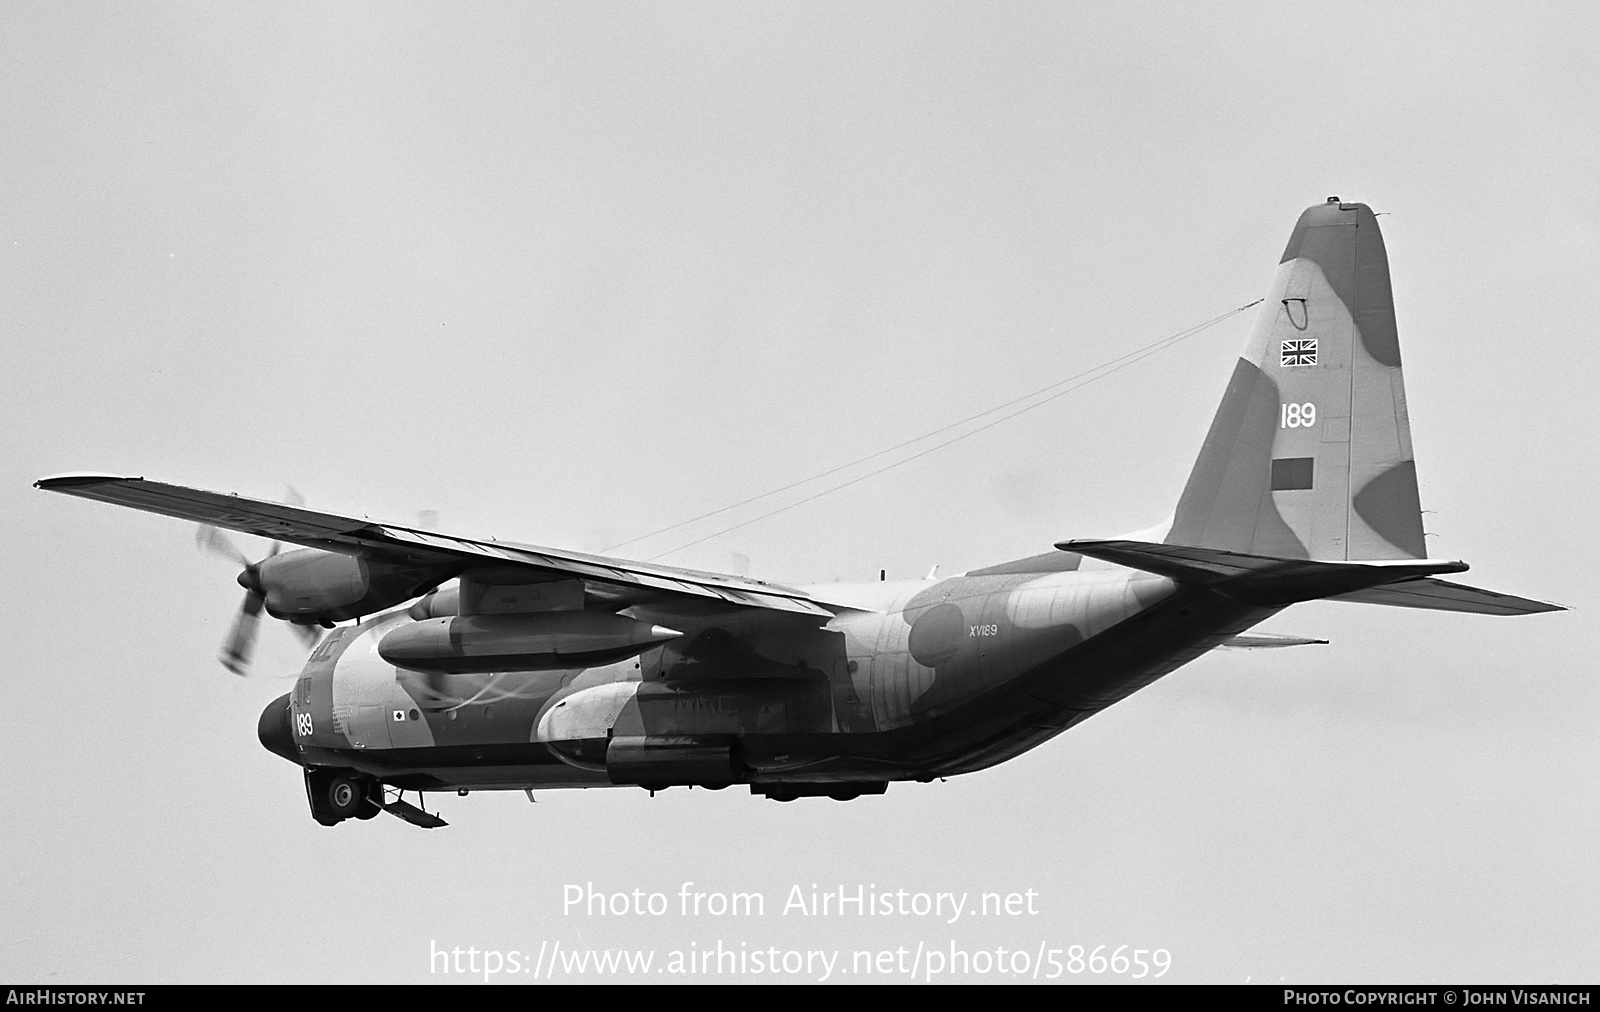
[304,768,381,826]
[302,768,448,828]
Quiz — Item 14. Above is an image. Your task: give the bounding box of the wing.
[35,473,833,617]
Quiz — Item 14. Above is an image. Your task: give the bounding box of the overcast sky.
[4,1,1597,984]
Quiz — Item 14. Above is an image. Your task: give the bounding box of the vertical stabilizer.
[1167,198,1425,561]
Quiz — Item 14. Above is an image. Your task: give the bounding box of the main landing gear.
[754,782,889,803]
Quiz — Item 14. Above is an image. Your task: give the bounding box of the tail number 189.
[1281,402,1316,428]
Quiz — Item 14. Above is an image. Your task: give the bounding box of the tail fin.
[1167,197,1424,561]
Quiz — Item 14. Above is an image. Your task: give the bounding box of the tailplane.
[1168,197,1423,562]
[1059,539,1561,615]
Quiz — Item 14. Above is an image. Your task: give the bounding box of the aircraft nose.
[257,692,299,765]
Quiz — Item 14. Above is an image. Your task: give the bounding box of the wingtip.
[35,472,144,490]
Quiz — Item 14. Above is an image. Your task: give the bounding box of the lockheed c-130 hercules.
[37,198,1561,829]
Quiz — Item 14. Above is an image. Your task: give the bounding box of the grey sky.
[4,2,1597,983]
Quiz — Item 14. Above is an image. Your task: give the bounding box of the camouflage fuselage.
[279,553,1276,792]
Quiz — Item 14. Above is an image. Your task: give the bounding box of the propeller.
[196,486,318,676]
[195,493,436,675]
[219,570,267,676]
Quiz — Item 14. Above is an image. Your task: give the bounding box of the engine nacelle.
[376,612,682,674]
[257,549,453,624]
[407,584,460,620]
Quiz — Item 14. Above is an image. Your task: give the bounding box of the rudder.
[1167,197,1425,561]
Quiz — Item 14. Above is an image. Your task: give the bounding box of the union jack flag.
[1281,339,1318,367]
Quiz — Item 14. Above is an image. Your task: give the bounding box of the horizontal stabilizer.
[1056,539,1467,605]
[1328,579,1565,616]
[1220,633,1329,649]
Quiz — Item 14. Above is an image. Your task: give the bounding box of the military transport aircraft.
[36,198,1561,829]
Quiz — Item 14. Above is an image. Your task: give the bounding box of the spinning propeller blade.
[196,487,316,676]
[220,589,265,675]
[194,525,252,568]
